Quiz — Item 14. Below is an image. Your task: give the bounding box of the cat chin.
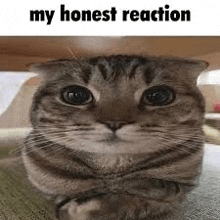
[65,140,158,155]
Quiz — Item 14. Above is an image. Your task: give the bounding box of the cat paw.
[57,198,108,220]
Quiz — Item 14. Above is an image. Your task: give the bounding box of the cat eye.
[61,85,93,105]
[142,86,175,106]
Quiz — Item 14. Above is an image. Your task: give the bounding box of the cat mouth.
[98,133,129,143]
[99,138,124,143]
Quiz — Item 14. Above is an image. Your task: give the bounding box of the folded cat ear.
[178,59,209,83]
[29,59,76,80]
[163,58,209,84]
[29,61,59,79]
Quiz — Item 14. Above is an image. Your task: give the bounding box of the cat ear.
[178,59,209,84]
[29,59,75,80]
[29,61,62,79]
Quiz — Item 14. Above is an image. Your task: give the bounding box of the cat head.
[29,55,208,154]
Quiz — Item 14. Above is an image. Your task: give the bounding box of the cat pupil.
[70,91,86,100]
[149,90,168,102]
[144,86,174,105]
[62,85,92,105]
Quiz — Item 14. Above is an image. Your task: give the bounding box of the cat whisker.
[65,46,76,59]
[22,135,80,156]
[153,139,203,155]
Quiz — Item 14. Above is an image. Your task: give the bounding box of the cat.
[22,55,208,220]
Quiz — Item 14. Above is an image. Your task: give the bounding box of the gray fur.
[23,55,208,220]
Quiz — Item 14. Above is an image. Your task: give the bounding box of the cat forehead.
[33,56,169,83]
[86,56,157,85]
[31,55,208,85]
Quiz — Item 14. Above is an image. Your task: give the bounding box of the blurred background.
[0,36,220,145]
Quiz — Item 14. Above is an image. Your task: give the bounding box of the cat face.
[30,55,207,154]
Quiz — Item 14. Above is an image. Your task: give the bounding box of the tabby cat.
[22,55,208,220]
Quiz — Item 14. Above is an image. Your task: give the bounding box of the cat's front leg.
[55,194,185,220]
[56,197,116,220]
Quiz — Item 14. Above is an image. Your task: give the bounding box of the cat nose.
[101,121,130,132]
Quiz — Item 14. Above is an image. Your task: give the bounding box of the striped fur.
[22,55,208,220]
